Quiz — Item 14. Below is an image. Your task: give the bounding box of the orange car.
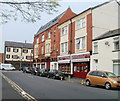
[85,70,120,89]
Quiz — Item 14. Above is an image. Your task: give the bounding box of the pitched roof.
[34,11,65,37]
[5,41,33,49]
[93,28,120,41]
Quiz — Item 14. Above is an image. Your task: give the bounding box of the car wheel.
[2,68,5,70]
[105,82,111,90]
[86,80,91,86]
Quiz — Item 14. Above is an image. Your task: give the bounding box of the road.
[1,71,120,100]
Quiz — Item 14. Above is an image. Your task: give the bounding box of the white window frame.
[76,17,86,29]
[42,35,44,42]
[113,37,120,51]
[76,36,85,50]
[61,42,68,53]
[61,25,68,35]
[36,38,39,44]
[93,42,98,53]
[113,60,120,76]
[41,46,44,55]
[46,43,50,53]
[48,32,51,39]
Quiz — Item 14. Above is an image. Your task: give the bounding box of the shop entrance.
[73,62,89,78]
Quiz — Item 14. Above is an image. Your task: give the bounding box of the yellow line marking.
[0,72,38,101]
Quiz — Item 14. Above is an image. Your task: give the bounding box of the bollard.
[81,80,85,85]
[68,75,71,82]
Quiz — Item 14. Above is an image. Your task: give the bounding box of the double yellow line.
[0,72,38,101]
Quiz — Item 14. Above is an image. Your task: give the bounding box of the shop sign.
[57,55,70,61]
[71,52,90,60]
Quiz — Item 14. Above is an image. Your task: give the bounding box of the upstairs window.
[6,47,11,52]
[26,56,32,60]
[42,35,44,42]
[76,36,85,50]
[12,55,19,59]
[61,42,68,53]
[93,42,98,54]
[41,46,44,55]
[23,49,28,53]
[6,54,10,59]
[36,38,39,44]
[48,32,51,39]
[113,37,120,51]
[61,25,68,35]
[13,48,19,53]
[46,43,50,53]
[76,17,86,29]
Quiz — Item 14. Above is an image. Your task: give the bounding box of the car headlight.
[56,74,59,76]
[112,80,117,83]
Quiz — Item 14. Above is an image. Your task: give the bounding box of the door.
[73,63,89,78]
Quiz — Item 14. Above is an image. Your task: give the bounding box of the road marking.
[0,72,38,101]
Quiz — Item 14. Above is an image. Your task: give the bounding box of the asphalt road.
[1,71,120,100]
[1,75,24,100]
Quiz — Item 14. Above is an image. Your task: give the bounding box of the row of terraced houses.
[33,0,120,78]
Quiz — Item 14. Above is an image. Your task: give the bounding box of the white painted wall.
[91,36,120,73]
[92,1,120,39]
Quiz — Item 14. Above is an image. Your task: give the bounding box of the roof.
[5,41,33,49]
[93,28,120,41]
[34,11,65,37]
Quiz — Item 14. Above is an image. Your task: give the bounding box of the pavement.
[65,77,85,85]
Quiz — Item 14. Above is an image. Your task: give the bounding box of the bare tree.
[0,0,60,23]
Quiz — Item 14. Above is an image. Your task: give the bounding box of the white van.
[0,63,15,70]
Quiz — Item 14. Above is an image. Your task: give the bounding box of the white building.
[91,29,120,76]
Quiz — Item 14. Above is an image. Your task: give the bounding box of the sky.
[0,0,110,53]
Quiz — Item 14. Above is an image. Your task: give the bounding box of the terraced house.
[4,41,33,69]
[34,0,120,78]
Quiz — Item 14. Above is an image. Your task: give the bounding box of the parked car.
[23,67,31,73]
[0,63,15,71]
[31,67,38,75]
[85,70,120,89]
[47,69,65,80]
[37,68,50,77]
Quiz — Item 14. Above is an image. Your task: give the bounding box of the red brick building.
[0,53,4,63]
[33,8,76,69]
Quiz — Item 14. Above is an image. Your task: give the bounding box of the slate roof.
[34,12,65,37]
[93,28,120,41]
[5,41,33,49]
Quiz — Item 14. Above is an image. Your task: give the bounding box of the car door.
[97,72,107,86]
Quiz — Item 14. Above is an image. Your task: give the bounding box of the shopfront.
[57,55,71,75]
[71,52,90,78]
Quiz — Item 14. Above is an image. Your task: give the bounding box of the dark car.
[31,67,38,75]
[23,67,31,73]
[37,68,50,77]
[47,69,65,80]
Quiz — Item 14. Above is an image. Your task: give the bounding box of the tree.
[0,0,60,24]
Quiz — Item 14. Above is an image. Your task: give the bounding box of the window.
[76,37,85,50]
[6,48,11,52]
[23,49,28,53]
[13,48,19,52]
[6,54,10,59]
[12,55,19,59]
[61,25,68,35]
[26,56,32,60]
[61,42,68,52]
[97,72,106,77]
[36,38,39,44]
[41,46,44,55]
[89,71,98,76]
[113,60,120,76]
[42,35,44,42]
[113,37,120,50]
[31,50,33,53]
[48,32,51,39]
[93,42,98,53]
[76,17,86,29]
[46,43,50,53]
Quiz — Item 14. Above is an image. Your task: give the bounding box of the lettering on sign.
[57,56,70,61]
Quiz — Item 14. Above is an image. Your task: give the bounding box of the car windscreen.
[105,72,117,78]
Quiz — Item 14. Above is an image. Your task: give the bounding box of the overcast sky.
[0,0,110,53]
